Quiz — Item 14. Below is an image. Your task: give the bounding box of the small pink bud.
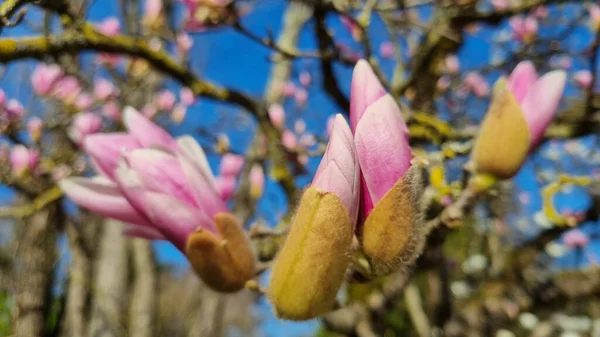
[142,104,157,119]
[156,90,176,111]
[52,76,82,104]
[281,130,297,149]
[94,78,119,101]
[31,64,63,96]
[10,145,39,176]
[102,101,121,121]
[294,88,308,107]
[5,100,24,121]
[299,71,312,86]
[220,154,245,177]
[180,87,195,106]
[249,164,265,199]
[177,33,194,54]
[215,176,236,201]
[294,119,307,134]
[299,134,316,148]
[145,0,163,25]
[379,41,394,59]
[171,104,187,123]
[75,93,94,110]
[463,72,490,97]
[573,70,593,88]
[27,117,43,142]
[491,0,508,11]
[534,6,548,18]
[97,17,121,36]
[268,104,285,129]
[445,54,460,74]
[563,229,589,248]
[69,112,103,145]
[437,75,451,92]
[283,82,296,97]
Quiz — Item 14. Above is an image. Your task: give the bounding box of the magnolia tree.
[0,0,599,336]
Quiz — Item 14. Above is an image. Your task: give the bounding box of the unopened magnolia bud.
[269,187,353,321]
[359,167,424,276]
[186,212,255,293]
[472,78,530,179]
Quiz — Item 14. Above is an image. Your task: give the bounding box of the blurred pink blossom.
[573,70,593,88]
[5,99,24,121]
[445,54,460,74]
[156,90,177,111]
[75,93,94,110]
[379,41,394,59]
[177,33,194,54]
[283,81,296,97]
[437,75,451,92]
[215,175,236,201]
[268,104,285,129]
[10,145,39,176]
[180,87,195,106]
[94,78,119,101]
[171,104,187,123]
[27,117,43,142]
[563,229,589,248]
[299,71,312,86]
[249,164,265,199]
[220,154,245,177]
[31,64,63,96]
[294,119,307,134]
[102,101,122,121]
[69,112,103,145]
[52,76,82,104]
[463,72,490,97]
[144,0,163,25]
[294,88,308,107]
[509,16,538,43]
[97,17,121,36]
[533,5,548,18]
[491,0,509,11]
[281,130,297,149]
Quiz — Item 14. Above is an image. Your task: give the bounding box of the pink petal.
[123,224,166,240]
[59,177,150,226]
[177,152,228,219]
[84,133,141,180]
[219,154,245,177]
[312,114,360,224]
[508,61,538,104]
[215,175,236,201]
[350,60,386,132]
[520,70,566,146]
[176,136,218,190]
[126,149,198,207]
[354,95,412,206]
[123,106,178,152]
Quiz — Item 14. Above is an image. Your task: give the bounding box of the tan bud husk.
[268,186,353,321]
[472,78,531,179]
[186,212,255,293]
[359,167,424,276]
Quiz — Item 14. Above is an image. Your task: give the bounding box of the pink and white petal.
[142,191,216,251]
[176,136,217,189]
[520,70,566,146]
[84,133,140,180]
[177,153,228,218]
[350,60,387,132]
[59,177,150,226]
[123,224,166,240]
[354,95,412,204]
[123,106,178,151]
[126,149,198,206]
[508,61,538,104]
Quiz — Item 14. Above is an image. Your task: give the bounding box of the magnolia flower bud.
[186,212,255,292]
[473,61,566,179]
[269,115,359,320]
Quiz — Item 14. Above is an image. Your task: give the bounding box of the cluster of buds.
[269,60,424,320]
[60,107,255,292]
